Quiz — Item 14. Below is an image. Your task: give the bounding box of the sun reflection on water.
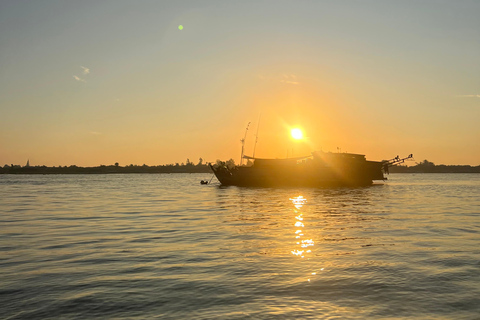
[289,196,311,260]
[289,195,324,282]
[290,195,306,209]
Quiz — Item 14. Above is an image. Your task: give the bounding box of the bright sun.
[291,128,303,140]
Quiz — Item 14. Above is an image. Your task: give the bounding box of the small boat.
[210,152,412,187]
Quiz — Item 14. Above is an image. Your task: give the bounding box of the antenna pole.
[240,122,250,166]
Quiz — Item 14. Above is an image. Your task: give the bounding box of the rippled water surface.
[1,173,479,319]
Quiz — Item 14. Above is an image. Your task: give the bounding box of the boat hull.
[210,160,385,187]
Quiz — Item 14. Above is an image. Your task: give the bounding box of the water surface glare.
[1,174,479,319]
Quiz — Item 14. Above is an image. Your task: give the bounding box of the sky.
[1,0,479,167]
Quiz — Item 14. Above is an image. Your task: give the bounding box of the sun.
[291,128,303,140]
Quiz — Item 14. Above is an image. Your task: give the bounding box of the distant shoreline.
[388,160,480,173]
[0,164,213,175]
[1,162,479,174]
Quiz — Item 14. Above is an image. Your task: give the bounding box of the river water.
[1,173,479,319]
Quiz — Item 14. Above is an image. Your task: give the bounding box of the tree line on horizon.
[0,158,224,174]
[1,158,479,174]
[388,160,480,173]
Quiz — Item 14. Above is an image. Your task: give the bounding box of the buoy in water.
[200,180,209,185]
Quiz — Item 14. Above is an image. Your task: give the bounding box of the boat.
[209,152,413,187]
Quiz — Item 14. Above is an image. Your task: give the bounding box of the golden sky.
[1,1,479,166]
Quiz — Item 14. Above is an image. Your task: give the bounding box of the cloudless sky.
[1,0,479,166]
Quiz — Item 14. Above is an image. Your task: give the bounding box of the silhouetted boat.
[210,152,412,187]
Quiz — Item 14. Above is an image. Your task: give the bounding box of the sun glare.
[291,128,303,140]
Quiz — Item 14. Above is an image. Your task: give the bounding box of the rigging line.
[240,122,250,166]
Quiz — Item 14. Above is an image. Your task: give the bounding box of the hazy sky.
[1,0,479,166]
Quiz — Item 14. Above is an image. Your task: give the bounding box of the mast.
[240,122,250,166]
[252,113,261,159]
